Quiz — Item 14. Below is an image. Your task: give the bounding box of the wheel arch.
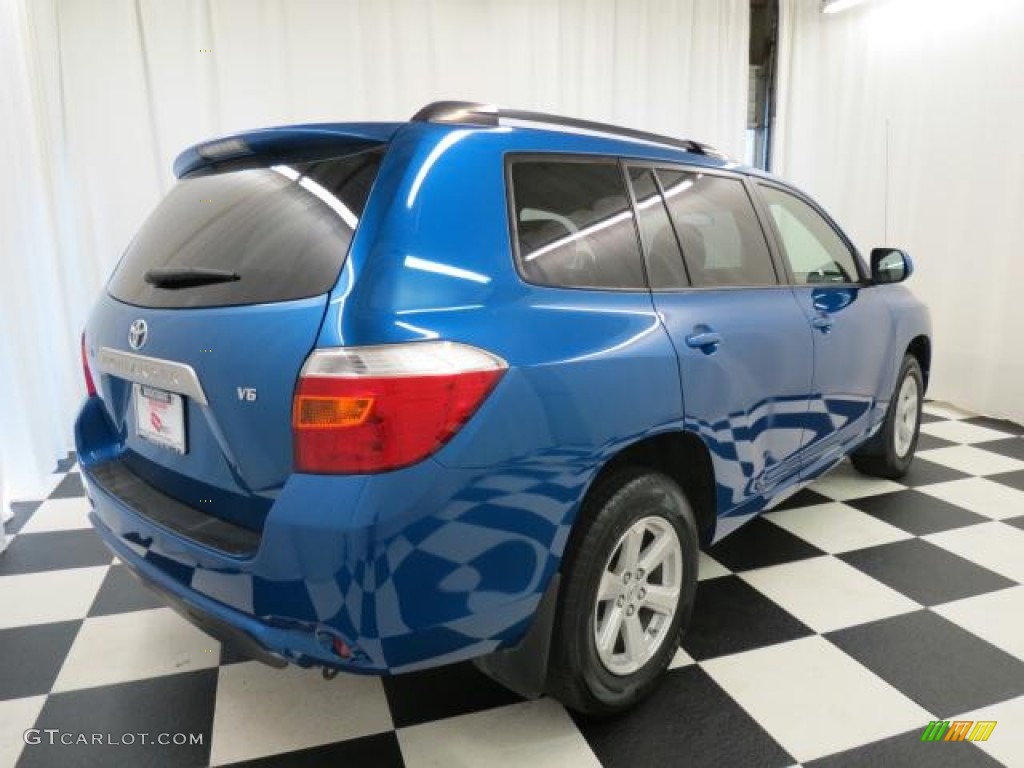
[574,430,718,550]
[907,335,931,393]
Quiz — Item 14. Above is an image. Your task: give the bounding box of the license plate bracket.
[134,384,187,454]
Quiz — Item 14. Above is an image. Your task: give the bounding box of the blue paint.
[77,115,931,674]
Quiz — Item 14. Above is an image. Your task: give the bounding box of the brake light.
[81,332,97,397]
[293,341,507,473]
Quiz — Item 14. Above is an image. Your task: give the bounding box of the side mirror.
[870,248,914,284]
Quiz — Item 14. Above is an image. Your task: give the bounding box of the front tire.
[852,354,924,479]
[547,468,698,715]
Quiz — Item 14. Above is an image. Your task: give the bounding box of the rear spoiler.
[173,122,402,178]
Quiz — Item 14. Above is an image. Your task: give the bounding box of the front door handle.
[685,328,723,351]
[811,312,834,333]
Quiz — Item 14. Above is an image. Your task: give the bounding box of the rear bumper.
[77,396,579,673]
[103,522,287,670]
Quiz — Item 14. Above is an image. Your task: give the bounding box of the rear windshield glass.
[108,149,383,308]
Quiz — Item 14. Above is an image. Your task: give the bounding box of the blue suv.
[77,101,931,714]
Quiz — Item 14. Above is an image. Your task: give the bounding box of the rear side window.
[108,149,383,308]
[656,169,777,288]
[627,166,688,290]
[509,159,645,290]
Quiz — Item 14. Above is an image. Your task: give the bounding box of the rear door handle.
[811,312,834,333]
[685,329,723,350]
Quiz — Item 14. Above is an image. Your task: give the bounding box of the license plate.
[134,384,187,453]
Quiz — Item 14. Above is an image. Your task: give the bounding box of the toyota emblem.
[128,319,148,350]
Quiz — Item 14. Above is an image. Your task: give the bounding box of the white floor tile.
[808,461,906,501]
[919,420,1014,445]
[934,586,1024,663]
[0,696,46,767]
[0,567,107,629]
[17,497,93,534]
[741,556,920,633]
[925,522,1024,583]
[923,402,975,420]
[702,636,931,763]
[948,695,1024,768]
[52,607,220,692]
[917,445,1024,476]
[209,662,392,765]
[766,501,911,553]
[918,477,1024,520]
[398,698,602,768]
[698,551,731,580]
[669,647,695,669]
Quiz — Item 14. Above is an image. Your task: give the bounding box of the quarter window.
[759,185,861,284]
[510,160,645,290]
[656,170,777,288]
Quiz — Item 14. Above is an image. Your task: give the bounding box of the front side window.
[656,170,777,288]
[509,159,645,290]
[759,185,861,284]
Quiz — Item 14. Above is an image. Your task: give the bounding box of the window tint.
[627,167,688,289]
[759,185,861,284]
[510,160,645,290]
[656,169,777,288]
[108,149,383,308]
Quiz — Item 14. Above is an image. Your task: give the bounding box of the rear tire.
[547,468,698,715]
[851,354,923,479]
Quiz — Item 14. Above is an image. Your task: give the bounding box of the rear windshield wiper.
[144,267,240,289]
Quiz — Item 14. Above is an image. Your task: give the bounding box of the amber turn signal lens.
[295,396,374,428]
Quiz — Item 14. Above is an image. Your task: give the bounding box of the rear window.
[656,169,778,288]
[108,149,383,308]
[509,158,645,290]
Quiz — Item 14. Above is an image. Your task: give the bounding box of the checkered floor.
[3,402,1024,767]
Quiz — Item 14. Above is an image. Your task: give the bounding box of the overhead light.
[823,0,870,13]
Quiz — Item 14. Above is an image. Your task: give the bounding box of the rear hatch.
[87,145,385,534]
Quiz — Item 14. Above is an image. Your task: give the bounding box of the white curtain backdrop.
[1,0,750,507]
[774,0,1024,424]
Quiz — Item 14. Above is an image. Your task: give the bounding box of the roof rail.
[409,100,729,160]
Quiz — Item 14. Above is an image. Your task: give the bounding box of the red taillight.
[293,342,506,473]
[81,332,97,397]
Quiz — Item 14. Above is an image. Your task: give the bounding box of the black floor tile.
[846,490,987,536]
[915,433,957,452]
[383,660,523,729]
[805,726,1002,768]
[826,611,1024,717]
[88,564,165,617]
[0,621,81,700]
[963,416,1024,436]
[5,501,41,535]
[899,459,970,487]
[1005,515,1024,532]
[19,669,218,768]
[706,518,825,572]
[220,732,405,767]
[988,469,1024,493]
[48,472,84,499]
[0,530,111,576]
[574,664,794,768]
[54,452,78,473]
[974,437,1024,462]
[682,575,813,661]
[839,539,1015,606]
[771,488,832,512]
[919,412,945,425]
